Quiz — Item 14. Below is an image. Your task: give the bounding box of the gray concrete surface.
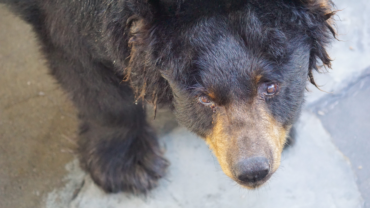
[0,0,369,207]
[309,69,370,207]
[0,5,77,208]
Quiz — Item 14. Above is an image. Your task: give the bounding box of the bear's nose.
[234,157,270,183]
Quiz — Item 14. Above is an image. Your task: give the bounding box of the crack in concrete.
[306,70,370,208]
[71,179,85,201]
[307,67,370,111]
[306,114,366,208]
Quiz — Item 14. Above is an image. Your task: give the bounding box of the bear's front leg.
[44,49,168,194]
[78,120,168,194]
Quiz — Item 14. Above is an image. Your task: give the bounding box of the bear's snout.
[204,101,288,189]
[233,157,270,185]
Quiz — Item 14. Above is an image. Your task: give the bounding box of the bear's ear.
[124,0,168,46]
[125,0,183,47]
[295,0,336,88]
[126,15,148,47]
[104,0,161,62]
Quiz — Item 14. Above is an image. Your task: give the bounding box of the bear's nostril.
[234,157,270,183]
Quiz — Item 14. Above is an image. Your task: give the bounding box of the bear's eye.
[258,82,280,98]
[198,96,217,112]
[266,83,279,95]
[199,96,212,104]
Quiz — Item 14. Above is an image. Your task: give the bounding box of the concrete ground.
[0,1,369,207]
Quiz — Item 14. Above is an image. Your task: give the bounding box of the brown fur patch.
[205,114,234,178]
[208,91,216,100]
[258,107,289,173]
[255,74,263,83]
[124,18,147,82]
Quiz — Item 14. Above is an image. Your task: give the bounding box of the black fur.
[1,0,335,194]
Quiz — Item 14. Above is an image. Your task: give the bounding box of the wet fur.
[1,0,335,194]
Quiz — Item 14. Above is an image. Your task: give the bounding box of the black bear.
[1,0,335,194]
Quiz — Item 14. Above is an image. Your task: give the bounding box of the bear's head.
[112,0,336,188]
